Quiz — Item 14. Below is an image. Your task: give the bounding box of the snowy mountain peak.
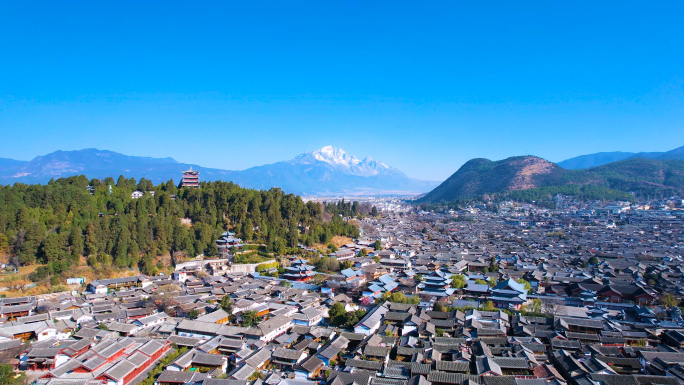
[361,156,389,168]
[311,146,361,166]
[288,146,402,177]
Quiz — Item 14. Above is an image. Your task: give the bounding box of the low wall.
[228,260,276,274]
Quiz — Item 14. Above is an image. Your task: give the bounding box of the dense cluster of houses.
[1,198,683,385]
[5,283,684,385]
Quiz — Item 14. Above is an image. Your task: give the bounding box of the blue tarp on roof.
[377,274,396,285]
[290,282,320,291]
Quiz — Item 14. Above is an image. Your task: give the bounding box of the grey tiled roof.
[244,347,272,368]
[550,339,581,349]
[317,336,349,360]
[364,345,390,357]
[345,358,383,371]
[514,380,545,385]
[481,377,516,385]
[372,378,407,385]
[296,355,324,373]
[245,315,292,336]
[410,363,431,375]
[192,352,225,366]
[491,357,529,369]
[396,347,424,356]
[384,365,410,380]
[168,335,202,347]
[204,380,251,385]
[273,347,302,360]
[126,351,149,366]
[427,371,481,384]
[327,370,373,385]
[103,359,136,381]
[230,363,256,381]
[476,358,502,376]
[434,337,467,345]
[435,360,470,373]
[157,370,209,383]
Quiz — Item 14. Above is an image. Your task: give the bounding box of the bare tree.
[11,230,25,267]
[151,284,181,316]
[358,203,373,216]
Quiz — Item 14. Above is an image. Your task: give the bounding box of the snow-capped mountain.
[0,147,439,196]
[311,145,360,166]
[290,146,402,177]
[233,146,437,195]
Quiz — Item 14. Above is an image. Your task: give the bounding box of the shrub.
[234,253,274,264]
[48,285,70,293]
[256,261,279,272]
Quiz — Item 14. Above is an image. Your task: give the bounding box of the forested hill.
[419,156,590,202]
[419,156,684,203]
[0,175,359,277]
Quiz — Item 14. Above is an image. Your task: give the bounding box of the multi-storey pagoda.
[419,271,456,297]
[283,259,315,282]
[181,168,200,188]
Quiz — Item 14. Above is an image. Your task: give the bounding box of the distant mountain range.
[420,155,684,202]
[0,146,439,196]
[6,144,684,200]
[558,145,684,169]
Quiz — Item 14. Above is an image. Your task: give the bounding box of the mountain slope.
[589,158,684,192]
[0,157,27,179]
[558,145,684,169]
[659,146,684,160]
[420,156,594,202]
[0,147,438,195]
[557,152,637,169]
[0,149,232,185]
[420,155,684,202]
[0,157,27,168]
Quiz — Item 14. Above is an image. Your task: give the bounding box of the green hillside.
[0,175,359,278]
[590,158,684,193]
[419,156,684,203]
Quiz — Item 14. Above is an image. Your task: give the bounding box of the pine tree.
[129,240,140,268]
[114,228,131,267]
[20,222,44,265]
[69,226,84,262]
[40,233,64,264]
[84,223,98,257]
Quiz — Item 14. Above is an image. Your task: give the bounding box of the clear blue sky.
[1,1,683,181]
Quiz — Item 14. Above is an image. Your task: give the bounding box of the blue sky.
[1,1,683,181]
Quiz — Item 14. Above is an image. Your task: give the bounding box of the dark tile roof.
[435,361,470,373]
[481,377,516,385]
[296,355,323,373]
[345,358,383,371]
[426,371,480,384]
[157,370,209,384]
